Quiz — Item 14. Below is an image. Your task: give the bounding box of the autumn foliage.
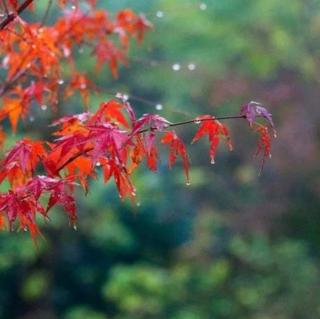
[0,1,276,239]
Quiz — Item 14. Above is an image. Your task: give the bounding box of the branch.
[56,115,247,172]
[0,0,34,30]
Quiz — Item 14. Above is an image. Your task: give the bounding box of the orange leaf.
[1,98,23,132]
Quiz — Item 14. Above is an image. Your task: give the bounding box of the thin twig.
[0,0,34,30]
[56,115,247,171]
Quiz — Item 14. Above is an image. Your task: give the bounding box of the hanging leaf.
[240,101,274,129]
[192,115,233,164]
[161,130,190,184]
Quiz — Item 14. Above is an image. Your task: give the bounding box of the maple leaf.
[66,73,95,107]
[254,124,272,174]
[133,113,170,155]
[161,131,190,184]
[0,98,23,132]
[240,101,274,128]
[90,100,129,128]
[192,115,233,164]
[93,40,126,78]
[50,112,91,137]
[0,138,46,187]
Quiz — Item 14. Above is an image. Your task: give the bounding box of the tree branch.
[0,0,34,30]
[56,115,247,172]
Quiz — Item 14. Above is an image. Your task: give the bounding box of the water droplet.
[156,11,164,18]
[199,2,207,10]
[269,154,272,159]
[172,63,181,71]
[273,131,277,138]
[131,191,136,197]
[29,116,35,122]
[41,104,47,111]
[23,227,28,232]
[136,201,141,207]
[155,103,163,110]
[71,5,76,10]
[73,224,77,231]
[186,181,191,186]
[57,79,64,85]
[115,92,129,101]
[194,120,201,124]
[188,63,196,71]
[96,162,101,167]
[210,159,215,165]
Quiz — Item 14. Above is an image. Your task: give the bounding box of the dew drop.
[29,116,35,122]
[188,63,196,71]
[156,11,164,18]
[210,159,215,165]
[41,104,47,111]
[269,154,272,159]
[172,63,181,71]
[194,120,201,124]
[136,201,141,207]
[57,79,64,85]
[96,161,101,167]
[73,224,77,231]
[199,2,207,10]
[155,103,163,110]
[273,131,277,138]
[71,5,76,10]
[23,227,28,232]
[131,191,136,197]
[186,181,191,186]
[115,92,129,101]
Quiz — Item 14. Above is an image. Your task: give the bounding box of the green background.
[0,0,320,318]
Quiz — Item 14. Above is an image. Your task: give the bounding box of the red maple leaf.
[161,131,190,184]
[192,115,233,164]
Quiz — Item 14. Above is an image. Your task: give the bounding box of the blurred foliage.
[0,0,320,318]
